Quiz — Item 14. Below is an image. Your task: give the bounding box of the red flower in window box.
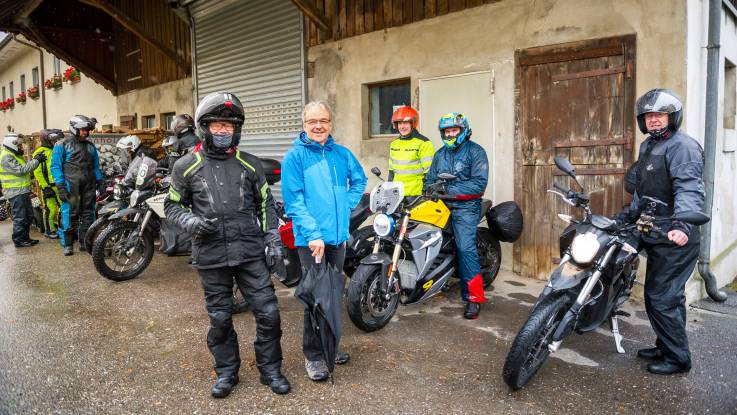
[2,98,15,110]
[63,66,81,83]
[27,86,40,99]
[16,91,27,104]
[44,76,63,90]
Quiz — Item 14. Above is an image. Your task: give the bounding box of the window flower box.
[44,75,63,90]
[16,91,27,104]
[63,66,81,84]
[27,86,40,99]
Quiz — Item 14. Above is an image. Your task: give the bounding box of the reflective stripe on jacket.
[0,148,38,198]
[389,130,434,196]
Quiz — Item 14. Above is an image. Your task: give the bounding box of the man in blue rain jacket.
[282,101,367,382]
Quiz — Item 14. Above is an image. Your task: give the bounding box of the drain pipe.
[698,0,728,302]
[12,34,46,129]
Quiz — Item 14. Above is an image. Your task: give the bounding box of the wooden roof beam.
[290,0,331,32]
[77,0,190,73]
[21,19,118,94]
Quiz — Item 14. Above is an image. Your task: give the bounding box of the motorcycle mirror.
[259,158,282,185]
[554,156,576,177]
[438,172,457,181]
[371,167,382,177]
[673,211,710,226]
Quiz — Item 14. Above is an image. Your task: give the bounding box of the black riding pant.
[59,179,96,248]
[297,243,346,361]
[10,193,33,243]
[197,260,283,377]
[642,236,700,367]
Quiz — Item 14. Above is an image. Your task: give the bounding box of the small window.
[368,79,411,137]
[2,86,5,101]
[120,114,137,130]
[53,57,61,75]
[161,112,176,129]
[142,115,156,129]
[9,81,14,98]
[32,67,39,87]
[20,74,25,92]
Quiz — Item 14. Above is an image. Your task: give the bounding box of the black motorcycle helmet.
[635,89,682,138]
[194,92,245,151]
[69,114,97,137]
[170,114,195,138]
[40,128,64,147]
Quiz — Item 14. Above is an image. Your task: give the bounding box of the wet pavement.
[1,223,736,414]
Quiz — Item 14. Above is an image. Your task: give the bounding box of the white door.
[419,71,495,201]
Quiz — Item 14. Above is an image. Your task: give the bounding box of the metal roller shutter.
[189,0,305,198]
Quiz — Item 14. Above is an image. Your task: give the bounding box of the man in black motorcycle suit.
[614,89,705,376]
[164,92,290,397]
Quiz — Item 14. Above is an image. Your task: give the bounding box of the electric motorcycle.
[502,156,710,390]
[345,167,503,332]
[91,157,168,281]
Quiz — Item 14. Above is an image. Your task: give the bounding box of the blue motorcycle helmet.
[438,112,471,149]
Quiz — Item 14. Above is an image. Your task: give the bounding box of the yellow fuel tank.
[409,200,451,228]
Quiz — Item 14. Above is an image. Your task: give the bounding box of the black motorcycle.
[502,156,710,390]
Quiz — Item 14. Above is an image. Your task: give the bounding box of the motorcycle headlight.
[130,190,140,207]
[570,232,600,265]
[373,213,395,237]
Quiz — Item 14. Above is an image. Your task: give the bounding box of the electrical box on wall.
[724,129,736,152]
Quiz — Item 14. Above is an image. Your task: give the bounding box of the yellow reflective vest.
[32,146,55,189]
[0,148,35,197]
[388,131,435,196]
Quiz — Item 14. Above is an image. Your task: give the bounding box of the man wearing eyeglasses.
[282,101,367,381]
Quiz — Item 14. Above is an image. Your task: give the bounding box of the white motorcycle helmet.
[2,133,21,152]
[162,135,178,153]
[116,135,141,152]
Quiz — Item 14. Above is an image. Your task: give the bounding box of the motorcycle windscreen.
[369,181,404,214]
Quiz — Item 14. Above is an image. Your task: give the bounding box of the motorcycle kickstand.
[609,315,625,354]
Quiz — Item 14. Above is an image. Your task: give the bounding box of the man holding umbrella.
[282,101,367,381]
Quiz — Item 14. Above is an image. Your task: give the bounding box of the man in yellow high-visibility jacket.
[388,106,434,196]
[0,133,46,247]
[33,129,64,239]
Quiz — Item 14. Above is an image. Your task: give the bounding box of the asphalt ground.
[1,222,736,414]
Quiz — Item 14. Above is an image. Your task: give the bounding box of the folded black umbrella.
[294,261,345,375]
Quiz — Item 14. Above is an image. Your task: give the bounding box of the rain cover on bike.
[369,181,404,214]
[487,201,524,242]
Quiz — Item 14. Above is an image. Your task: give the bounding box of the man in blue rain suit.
[50,115,104,256]
[425,113,489,320]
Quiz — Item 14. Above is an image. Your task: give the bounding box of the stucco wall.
[0,37,117,134]
[685,0,737,300]
[116,78,194,128]
[307,0,688,272]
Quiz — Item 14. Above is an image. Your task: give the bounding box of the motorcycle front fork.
[381,214,410,300]
[126,210,151,253]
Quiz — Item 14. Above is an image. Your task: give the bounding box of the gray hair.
[302,101,333,122]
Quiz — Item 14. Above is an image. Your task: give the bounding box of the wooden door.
[513,35,637,279]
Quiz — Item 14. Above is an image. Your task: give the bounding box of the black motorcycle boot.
[211,374,239,398]
[259,369,291,395]
[647,360,691,375]
[464,302,481,320]
[63,245,74,256]
[26,238,40,245]
[335,350,350,365]
[14,240,33,248]
[637,347,664,360]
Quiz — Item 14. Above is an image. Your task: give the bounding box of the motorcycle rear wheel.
[477,228,502,288]
[346,264,399,332]
[92,221,154,282]
[503,293,569,390]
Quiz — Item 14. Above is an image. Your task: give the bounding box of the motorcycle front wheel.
[477,228,502,288]
[84,215,110,255]
[92,221,154,281]
[346,264,399,332]
[502,293,569,390]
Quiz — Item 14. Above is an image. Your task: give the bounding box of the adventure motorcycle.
[502,156,710,390]
[91,157,169,281]
[85,176,128,253]
[345,167,503,332]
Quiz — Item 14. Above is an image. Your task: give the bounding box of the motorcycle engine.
[398,260,419,290]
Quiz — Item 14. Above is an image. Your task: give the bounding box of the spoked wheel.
[346,264,399,332]
[477,228,502,288]
[503,294,569,390]
[92,221,154,281]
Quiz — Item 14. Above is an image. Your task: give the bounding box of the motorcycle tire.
[477,228,502,288]
[92,221,155,282]
[346,264,399,332]
[502,293,569,390]
[84,215,110,255]
[343,226,378,277]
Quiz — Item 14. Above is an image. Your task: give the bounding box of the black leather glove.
[42,187,56,201]
[264,229,284,270]
[56,186,69,203]
[190,216,218,239]
[33,152,47,163]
